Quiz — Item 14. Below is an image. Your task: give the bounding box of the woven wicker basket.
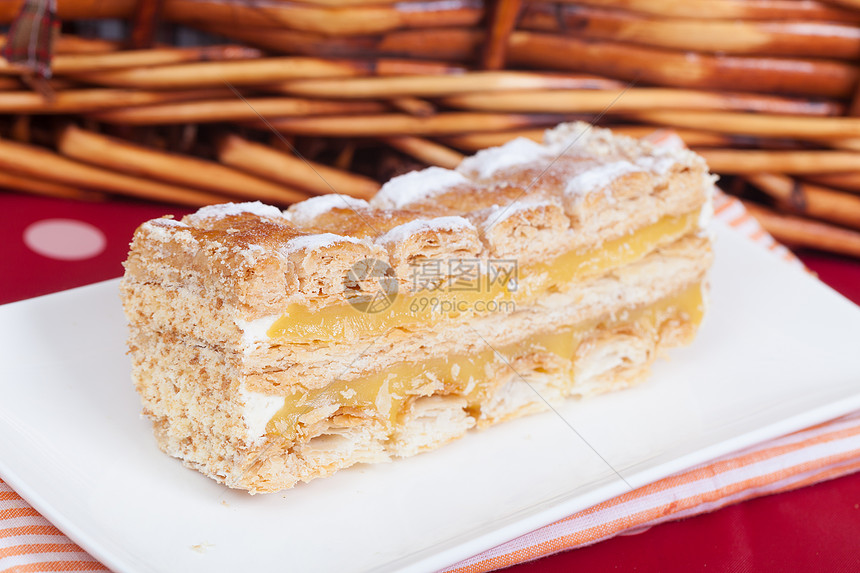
[1,0,860,256]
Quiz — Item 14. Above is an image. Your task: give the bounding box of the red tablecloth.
[1,193,859,572]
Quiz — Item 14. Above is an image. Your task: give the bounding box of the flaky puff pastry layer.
[137,282,703,493]
[122,122,713,319]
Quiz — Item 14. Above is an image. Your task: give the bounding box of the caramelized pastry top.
[125,122,713,311]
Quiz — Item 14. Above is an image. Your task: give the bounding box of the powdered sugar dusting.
[372,167,469,209]
[141,218,197,246]
[635,155,676,176]
[564,161,643,204]
[481,200,559,227]
[153,217,187,227]
[283,232,366,255]
[545,121,663,163]
[190,201,284,220]
[543,121,621,157]
[635,146,680,175]
[457,137,551,179]
[286,194,369,226]
[376,216,476,245]
[544,121,594,149]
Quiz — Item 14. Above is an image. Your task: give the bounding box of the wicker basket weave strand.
[1,0,860,257]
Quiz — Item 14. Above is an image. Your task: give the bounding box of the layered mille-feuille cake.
[121,122,714,493]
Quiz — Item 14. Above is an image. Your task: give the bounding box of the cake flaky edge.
[121,122,716,493]
[125,238,712,493]
[134,277,708,493]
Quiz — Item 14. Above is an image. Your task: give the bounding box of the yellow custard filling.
[267,209,701,342]
[265,282,705,439]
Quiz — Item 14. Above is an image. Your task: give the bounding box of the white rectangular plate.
[2,219,860,573]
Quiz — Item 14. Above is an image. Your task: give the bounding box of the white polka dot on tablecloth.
[23,218,107,261]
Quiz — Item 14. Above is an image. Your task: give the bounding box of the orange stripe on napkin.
[0,508,43,521]
[1,544,87,559]
[0,525,64,540]
[4,561,109,572]
[0,483,106,573]
[713,200,734,216]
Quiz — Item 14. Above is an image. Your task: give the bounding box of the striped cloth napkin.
[444,411,860,572]
[1,189,857,572]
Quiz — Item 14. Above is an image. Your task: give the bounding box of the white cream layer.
[240,383,286,443]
